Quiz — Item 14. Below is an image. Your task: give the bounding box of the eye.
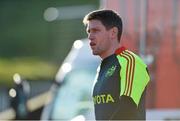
[91,28,100,33]
[87,27,101,34]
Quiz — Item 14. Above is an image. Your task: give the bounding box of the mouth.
[90,42,96,47]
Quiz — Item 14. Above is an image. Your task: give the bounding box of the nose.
[88,33,94,41]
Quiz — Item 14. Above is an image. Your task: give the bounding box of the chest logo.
[105,65,116,78]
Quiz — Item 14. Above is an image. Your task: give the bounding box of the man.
[83,9,150,120]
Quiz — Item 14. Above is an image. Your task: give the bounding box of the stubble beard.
[91,46,104,57]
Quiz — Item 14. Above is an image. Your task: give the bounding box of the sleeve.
[116,51,150,106]
[111,51,149,120]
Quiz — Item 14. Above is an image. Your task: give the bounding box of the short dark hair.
[83,9,123,42]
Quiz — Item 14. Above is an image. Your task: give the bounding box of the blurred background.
[0,0,180,120]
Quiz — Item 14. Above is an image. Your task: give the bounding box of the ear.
[110,27,118,39]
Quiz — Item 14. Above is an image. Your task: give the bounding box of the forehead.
[87,19,105,29]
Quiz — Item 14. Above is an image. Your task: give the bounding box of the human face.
[86,20,113,59]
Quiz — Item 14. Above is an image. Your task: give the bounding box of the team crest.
[105,65,116,78]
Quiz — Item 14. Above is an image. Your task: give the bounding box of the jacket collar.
[115,46,126,55]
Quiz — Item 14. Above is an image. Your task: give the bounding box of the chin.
[92,52,99,56]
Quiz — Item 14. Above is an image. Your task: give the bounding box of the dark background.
[0,0,99,85]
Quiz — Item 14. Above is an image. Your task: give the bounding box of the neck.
[100,41,120,59]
